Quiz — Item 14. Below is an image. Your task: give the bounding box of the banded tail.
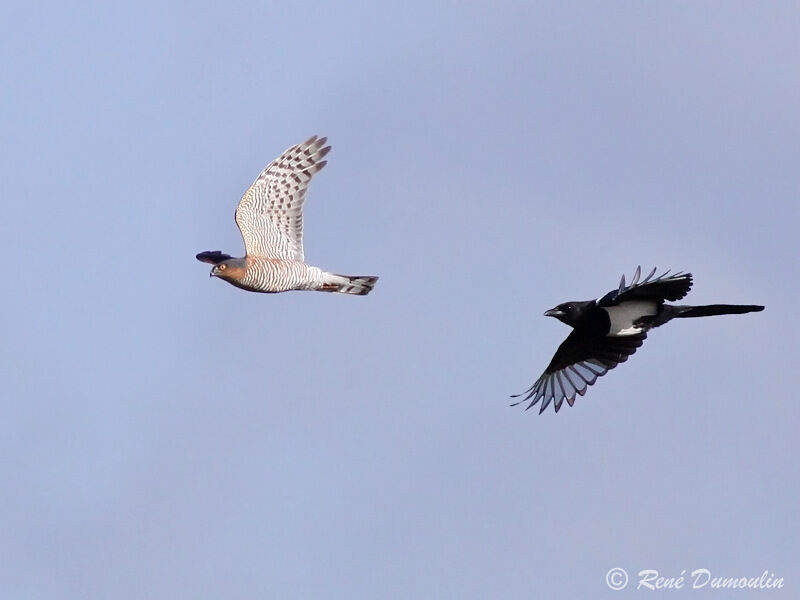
[320,274,379,296]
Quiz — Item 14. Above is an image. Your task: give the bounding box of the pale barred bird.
[512,267,764,414]
[196,136,378,295]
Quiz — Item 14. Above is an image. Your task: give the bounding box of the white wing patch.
[235,135,330,261]
[605,301,658,336]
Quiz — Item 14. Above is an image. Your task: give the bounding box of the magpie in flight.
[512,267,764,414]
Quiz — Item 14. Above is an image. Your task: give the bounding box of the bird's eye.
[218,264,227,271]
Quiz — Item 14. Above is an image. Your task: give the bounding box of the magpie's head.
[544,301,594,326]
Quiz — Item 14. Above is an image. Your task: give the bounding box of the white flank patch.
[605,301,658,336]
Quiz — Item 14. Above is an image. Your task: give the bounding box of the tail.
[319,274,379,296]
[669,304,764,319]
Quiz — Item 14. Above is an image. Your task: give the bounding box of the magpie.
[512,267,764,414]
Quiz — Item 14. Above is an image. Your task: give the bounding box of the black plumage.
[195,250,233,265]
[513,267,764,414]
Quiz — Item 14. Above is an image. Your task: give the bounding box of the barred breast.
[241,257,326,293]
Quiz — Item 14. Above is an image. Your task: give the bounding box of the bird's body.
[604,300,658,335]
[214,257,324,293]
[196,135,378,296]
[214,256,376,295]
[513,267,764,414]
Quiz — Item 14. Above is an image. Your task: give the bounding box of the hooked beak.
[209,267,216,278]
[544,308,564,318]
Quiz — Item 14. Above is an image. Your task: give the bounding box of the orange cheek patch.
[220,266,246,280]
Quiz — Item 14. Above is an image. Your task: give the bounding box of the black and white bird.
[513,267,764,414]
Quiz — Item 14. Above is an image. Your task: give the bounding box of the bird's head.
[210,257,247,282]
[544,301,593,326]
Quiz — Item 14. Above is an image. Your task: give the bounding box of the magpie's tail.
[671,304,764,319]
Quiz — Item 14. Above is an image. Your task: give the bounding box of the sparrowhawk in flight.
[196,135,378,295]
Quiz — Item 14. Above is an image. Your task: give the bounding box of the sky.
[1,1,798,598]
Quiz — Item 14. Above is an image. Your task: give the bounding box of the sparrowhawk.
[196,135,378,295]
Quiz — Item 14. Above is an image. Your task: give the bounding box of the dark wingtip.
[196,250,233,265]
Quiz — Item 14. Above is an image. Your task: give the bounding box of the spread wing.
[512,330,646,414]
[598,266,693,306]
[234,135,331,261]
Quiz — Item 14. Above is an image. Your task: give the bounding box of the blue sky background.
[1,2,798,598]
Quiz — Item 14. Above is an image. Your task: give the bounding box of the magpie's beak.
[544,308,564,318]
